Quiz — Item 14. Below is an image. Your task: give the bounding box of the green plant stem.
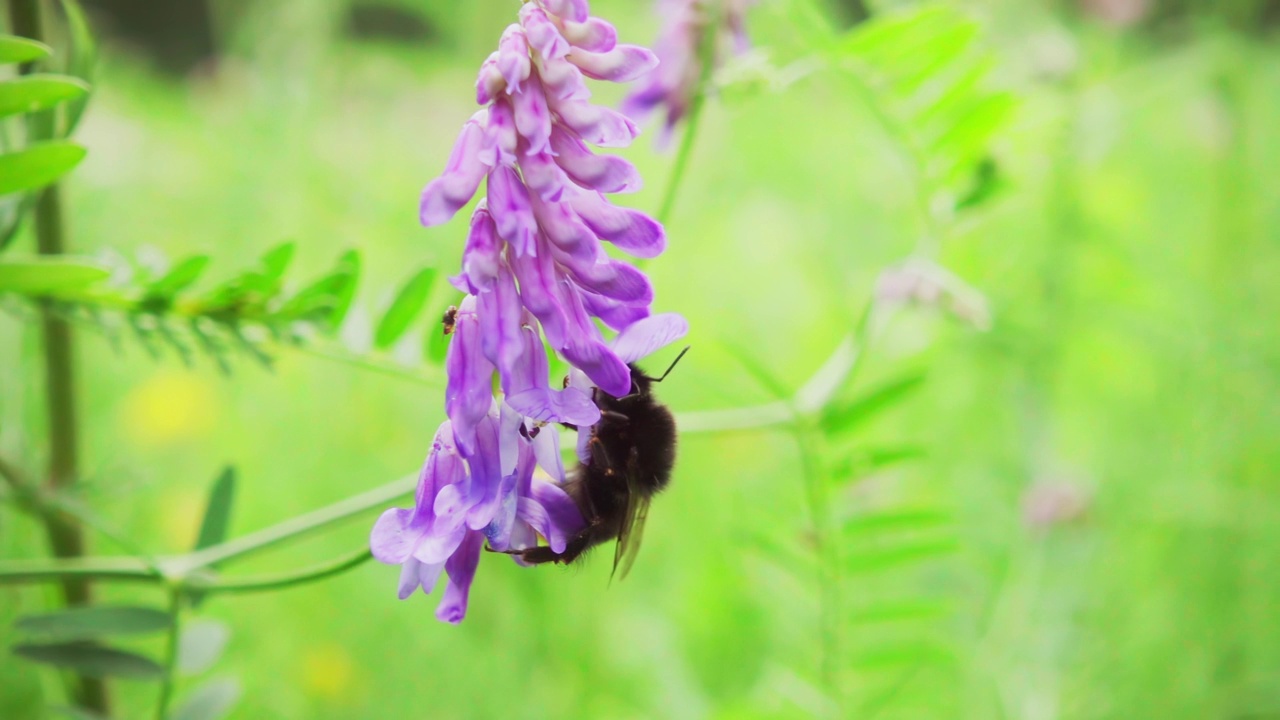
[834,59,943,255]
[655,0,722,226]
[8,0,107,712]
[189,547,373,595]
[794,424,842,714]
[0,474,415,586]
[154,587,182,720]
[172,473,414,573]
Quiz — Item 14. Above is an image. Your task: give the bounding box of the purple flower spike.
[384,0,688,623]
[623,0,756,142]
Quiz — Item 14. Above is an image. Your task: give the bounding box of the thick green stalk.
[8,0,106,712]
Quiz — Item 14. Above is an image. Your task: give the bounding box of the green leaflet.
[12,641,164,679]
[0,256,108,293]
[374,267,438,349]
[0,74,89,119]
[820,371,927,437]
[13,606,172,641]
[0,141,86,195]
[194,467,236,553]
[0,35,51,64]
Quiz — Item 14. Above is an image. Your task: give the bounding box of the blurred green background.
[3,0,1280,717]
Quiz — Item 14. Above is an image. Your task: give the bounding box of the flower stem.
[172,473,414,573]
[656,0,723,226]
[188,547,374,595]
[7,0,107,712]
[0,474,415,586]
[794,424,842,714]
[153,587,182,720]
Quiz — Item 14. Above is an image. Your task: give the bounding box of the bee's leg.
[588,435,620,477]
[600,410,629,424]
[493,529,594,566]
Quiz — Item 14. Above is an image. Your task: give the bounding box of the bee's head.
[628,364,655,398]
[625,346,689,398]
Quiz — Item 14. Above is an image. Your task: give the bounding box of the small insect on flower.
[441,305,458,335]
[503,347,688,580]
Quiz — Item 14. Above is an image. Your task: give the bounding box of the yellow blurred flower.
[301,642,356,701]
[121,370,219,446]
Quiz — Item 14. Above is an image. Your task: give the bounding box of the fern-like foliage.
[837,3,1015,228]
[0,243,456,376]
[0,0,95,251]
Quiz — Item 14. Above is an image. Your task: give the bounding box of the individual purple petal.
[565,369,594,462]
[581,289,651,331]
[551,244,653,303]
[550,124,642,193]
[397,558,445,600]
[485,437,533,550]
[536,54,591,101]
[519,149,567,203]
[409,517,468,565]
[529,195,598,262]
[496,25,531,93]
[509,235,570,347]
[519,5,570,60]
[433,482,468,520]
[559,288,632,397]
[568,44,659,83]
[562,17,617,52]
[435,529,484,624]
[486,165,538,256]
[370,508,418,565]
[498,402,523,477]
[542,0,588,23]
[506,386,599,426]
[550,97,638,148]
[457,203,501,294]
[477,263,525,378]
[512,77,553,155]
[508,520,538,557]
[504,325,601,426]
[611,312,690,363]
[444,298,495,455]
[567,190,666,258]
[420,114,488,227]
[476,52,505,105]
[478,98,517,168]
[516,479,587,553]
[532,428,565,483]
[462,415,504,531]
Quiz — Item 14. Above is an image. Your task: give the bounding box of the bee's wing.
[611,469,652,583]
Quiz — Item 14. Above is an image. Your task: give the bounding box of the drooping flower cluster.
[370,0,688,623]
[622,0,754,142]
